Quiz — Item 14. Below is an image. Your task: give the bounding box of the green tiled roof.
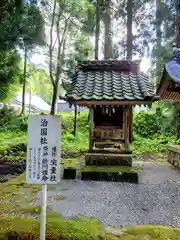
[67,60,155,101]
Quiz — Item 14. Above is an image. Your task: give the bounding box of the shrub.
[133,111,160,138]
[0,106,28,132]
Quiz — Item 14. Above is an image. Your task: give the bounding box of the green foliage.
[0,0,45,102]
[27,66,52,104]
[0,0,44,50]
[0,106,28,132]
[21,2,45,48]
[0,106,179,159]
[133,111,160,138]
[0,50,22,101]
[133,103,176,138]
[0,109,89,159]
[133,133,176,155]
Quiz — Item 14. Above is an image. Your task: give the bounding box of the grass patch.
[0,215,180,240]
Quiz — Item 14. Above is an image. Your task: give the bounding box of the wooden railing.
[168,145,180,168]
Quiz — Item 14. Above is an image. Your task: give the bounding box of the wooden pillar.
[124,106,130,151]
[89,107,94,151]
[129,106,133,143]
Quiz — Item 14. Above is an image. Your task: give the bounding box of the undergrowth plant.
[0,105,178,158]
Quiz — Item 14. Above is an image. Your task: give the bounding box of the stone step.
[81,165,138,183]
[85,153,132,166]
[91,148,132,154]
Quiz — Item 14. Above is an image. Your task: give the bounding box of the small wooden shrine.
[66,60,156,182]
[157,48,180,169]
[157,48,180,101]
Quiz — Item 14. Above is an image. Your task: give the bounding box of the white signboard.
[26,115,61,184]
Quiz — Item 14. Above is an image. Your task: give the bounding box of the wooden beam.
[167,87,180,92]
[75,100,157,107]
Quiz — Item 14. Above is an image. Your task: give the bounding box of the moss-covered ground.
[0,214,180,240]
[0,173,40,215]
[0,162,179,239]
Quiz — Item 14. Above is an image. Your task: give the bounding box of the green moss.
[0,216,180,240]
[120,225,180,240]
[19,205,42,214]
[0,173,40,215]
[62,158,79,169]
[82,165,138,173]
[0,215,105,240]
[50,195,66,201]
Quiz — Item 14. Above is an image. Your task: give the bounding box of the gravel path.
[36,162,180,227]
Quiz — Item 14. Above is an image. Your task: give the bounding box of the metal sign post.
[26,115,61,240]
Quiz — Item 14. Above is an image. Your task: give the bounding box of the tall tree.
[45,0,94,114]
[20,1,45,115]
[175,0,180,138]
[156,0,162,88]
[48,0,67,115]
[95,0,100,60]
[126,0,133,59]
[0,1,28,101]
[104,0,113,59]
[176,0,180,47]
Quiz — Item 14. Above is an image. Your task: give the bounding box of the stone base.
[63,168,76,179]
[168,145,180,168]
[85,153,132,166]
[81,166,138,183]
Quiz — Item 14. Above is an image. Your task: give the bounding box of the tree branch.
[51,36,57,51]
[55,12,70,86]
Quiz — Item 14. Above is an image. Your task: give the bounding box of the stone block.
[63,168,76,179]
[85,153,132,166]
[81,166,139,183]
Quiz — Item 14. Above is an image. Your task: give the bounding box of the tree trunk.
[50,83,58,115]
[95,0,100,60]
[20,46,27,115]
[126,0,133,60]
[104,0,113,59]
[176,1,180,47]
[126,0,133,142]
[156,0,162,89]
[176,0,180,138]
